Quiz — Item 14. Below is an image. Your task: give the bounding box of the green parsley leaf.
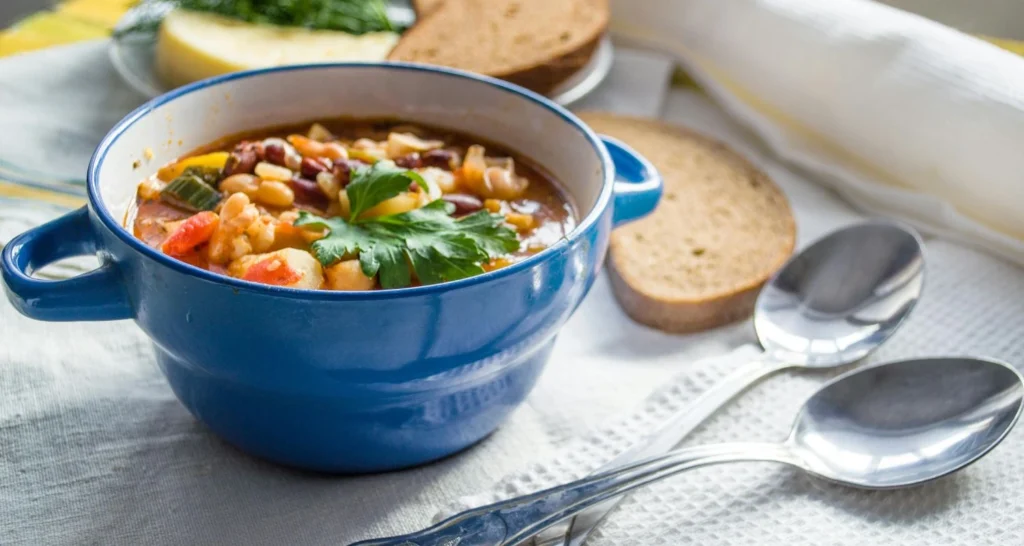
[346,160,428,223]
[295,201,520,289]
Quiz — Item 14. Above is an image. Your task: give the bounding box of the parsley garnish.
[296,201,520,288]
[346,160,427,222]
[294,162,520,288]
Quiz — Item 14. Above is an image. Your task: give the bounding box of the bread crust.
[580,112,797,334]
[389,0,608,94]
[607,258,768,333]
[497,33,603,94]
[411,0,443,16]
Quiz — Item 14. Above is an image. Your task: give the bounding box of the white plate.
[108,9,613,108]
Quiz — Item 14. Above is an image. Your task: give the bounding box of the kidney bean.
[300,157,330,179]
[442,193,484,216]
[334,159,368,188]
[422,149,457,170]
[222,141,262,176]
[263,143,287,166]
[394,153,422,169]
[289,176,328,207]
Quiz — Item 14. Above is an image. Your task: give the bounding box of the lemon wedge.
[155,10,400,89]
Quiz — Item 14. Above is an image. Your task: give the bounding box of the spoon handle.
[535,353,791,546]
[348,442,794,546]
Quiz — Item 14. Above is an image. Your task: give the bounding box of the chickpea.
[219,174,260,197]
[246,216,276,253]
[325,260,376,291]
[208,193,259,264]
[254,180,295,208]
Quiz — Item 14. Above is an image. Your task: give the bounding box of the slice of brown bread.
[411,0,443,15]
[388,0,608,94]
[579,113,797,333]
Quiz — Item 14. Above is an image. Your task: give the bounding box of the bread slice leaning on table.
[579,113,796,334]
[389,0,609,94]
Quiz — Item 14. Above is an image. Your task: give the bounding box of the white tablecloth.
[2,37,1024,546]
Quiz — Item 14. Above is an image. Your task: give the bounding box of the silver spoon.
[351,356,1023,546]
[537,219,925,546]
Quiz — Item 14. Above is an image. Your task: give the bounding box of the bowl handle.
[1,207,132,322]
[602,135,663,226]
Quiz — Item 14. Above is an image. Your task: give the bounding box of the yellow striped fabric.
[0,180,86,208]
[0,1,130,57]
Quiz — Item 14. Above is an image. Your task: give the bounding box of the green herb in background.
[116,0,398,38]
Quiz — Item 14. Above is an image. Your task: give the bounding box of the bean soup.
[128,120,576,290]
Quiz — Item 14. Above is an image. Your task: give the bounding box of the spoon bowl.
[542,220,926,546]
[353,356,1023,546]
[755,220,925,367]
[792,357,1024,488]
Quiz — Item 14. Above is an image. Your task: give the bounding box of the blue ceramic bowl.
[1,63,661,473]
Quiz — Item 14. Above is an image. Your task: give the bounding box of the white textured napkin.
[611,0,1024,266]
[437,88,1024,545]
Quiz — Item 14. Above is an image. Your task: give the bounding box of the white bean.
[255,180,295,208]
[254,162,293,182]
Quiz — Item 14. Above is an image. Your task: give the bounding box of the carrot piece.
[161,211,219,257]
[242,256,302,286]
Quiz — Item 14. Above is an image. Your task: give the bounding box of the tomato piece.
[242,256,303,286]
[161,211,219,257]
